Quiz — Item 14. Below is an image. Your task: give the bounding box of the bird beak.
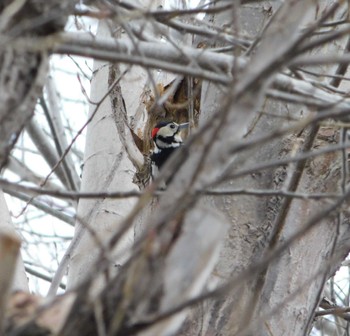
[178,122,189,130]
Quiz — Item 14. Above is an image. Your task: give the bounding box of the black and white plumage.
[150,121,189,179]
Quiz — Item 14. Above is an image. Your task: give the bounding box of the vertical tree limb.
[0,0,74,169]
[0,232,20,332]
[0,190,28,292]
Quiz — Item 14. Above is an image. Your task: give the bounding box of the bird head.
[151,121,189,150]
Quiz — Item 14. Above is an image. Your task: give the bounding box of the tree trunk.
[181,1,350,335]
[65,21,138,291]
[4,1,350,335]
[0,190,28,292]
[0,0,72,169]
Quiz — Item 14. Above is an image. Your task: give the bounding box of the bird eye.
[169,124,176,129]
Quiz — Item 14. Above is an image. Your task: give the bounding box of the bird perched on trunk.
[132,121,189,189]
[150,121,189,180]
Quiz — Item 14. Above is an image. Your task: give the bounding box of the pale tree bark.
[64,0,187,293]
[5,0,350,335]
[64,21,138,291]
[0,230,21,331]
[0,190,28,292]
[180,1,350,335]
[62,1,323,334]
[0,0,74,169]
[64,0,168,291]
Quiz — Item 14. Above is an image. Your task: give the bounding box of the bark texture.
[0,190,28,292]
[180,1,350,335]
[0,0,72,169]
[4,1,350,336]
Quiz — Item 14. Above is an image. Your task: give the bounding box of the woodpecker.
[150,121,189,179]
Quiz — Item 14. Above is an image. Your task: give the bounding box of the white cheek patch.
[174,133,183,143]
